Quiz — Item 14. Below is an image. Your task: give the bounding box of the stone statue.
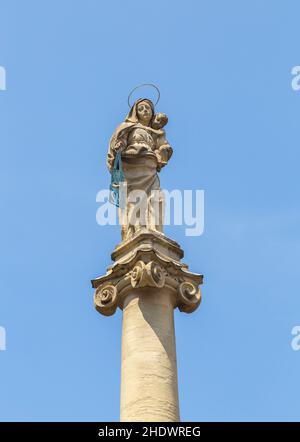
[107,98,173,240]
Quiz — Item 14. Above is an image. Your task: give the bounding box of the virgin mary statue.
[107,98,173,241]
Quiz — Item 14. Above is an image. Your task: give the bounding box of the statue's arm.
[107,149,115,172]
[155,134,173,171]
[106,131,127,172]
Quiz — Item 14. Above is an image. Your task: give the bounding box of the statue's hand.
[158,144,173,162]
[114,140,124,151]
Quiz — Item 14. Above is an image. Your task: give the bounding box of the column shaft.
[120,288,180,422]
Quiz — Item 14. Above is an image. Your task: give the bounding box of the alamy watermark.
[291,66,300,91]
[0,66,6,90]
[291,326,300,351]
[96,187,204,237]
[0,326,6,351]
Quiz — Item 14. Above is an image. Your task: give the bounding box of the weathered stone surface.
[92,230,203,317]
[120,289,180,422]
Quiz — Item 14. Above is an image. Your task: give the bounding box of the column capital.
[91,230,203,316]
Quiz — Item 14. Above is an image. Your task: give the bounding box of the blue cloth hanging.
[109,151,125,208]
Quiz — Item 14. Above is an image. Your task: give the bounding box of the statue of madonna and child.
[107,88,173,241]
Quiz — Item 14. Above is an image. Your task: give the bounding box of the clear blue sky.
[0,0,300,422]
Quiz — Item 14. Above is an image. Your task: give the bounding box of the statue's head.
[124,98,155,127]
[152,112,168,130]
[136,99,154,126]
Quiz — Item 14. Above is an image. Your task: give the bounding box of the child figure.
[151,112,173,171]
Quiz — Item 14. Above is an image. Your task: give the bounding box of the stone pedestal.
[91,230,203,422]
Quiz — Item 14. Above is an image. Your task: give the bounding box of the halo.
[127,83,160,108]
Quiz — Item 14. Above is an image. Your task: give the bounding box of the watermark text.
[0,326,6,351]
[291,325,300,351]
[0,66,6,90]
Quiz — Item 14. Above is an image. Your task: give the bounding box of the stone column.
[120,288,179,421]
[92,231,203,422]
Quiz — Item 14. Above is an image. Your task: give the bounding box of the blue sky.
[0,0,300,421]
